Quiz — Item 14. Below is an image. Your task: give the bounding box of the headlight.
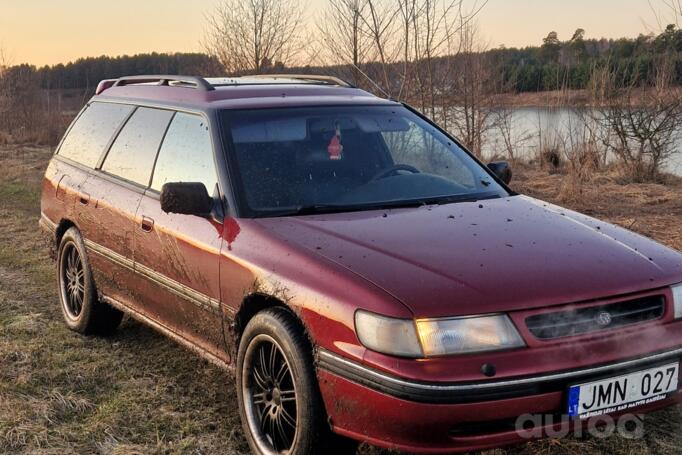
[354,310,525,358]
[354,310,423,358]
[415,314,525,356]
[672,283,682,319]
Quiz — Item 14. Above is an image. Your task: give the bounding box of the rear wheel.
[57,227,123,335]
[236,307,357,454]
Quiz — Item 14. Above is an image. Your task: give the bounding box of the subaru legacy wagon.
[40,74,682,454]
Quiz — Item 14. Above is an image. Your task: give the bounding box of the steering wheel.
[371,164,420,181]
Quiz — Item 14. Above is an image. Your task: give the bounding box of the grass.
[1,145,682,454]
[0,147,244,455]
[0,181,40,210]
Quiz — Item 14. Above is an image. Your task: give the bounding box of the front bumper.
[316,347,682,453]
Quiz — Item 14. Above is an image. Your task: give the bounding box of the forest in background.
[1,0,682,186]
[1,24,680,93]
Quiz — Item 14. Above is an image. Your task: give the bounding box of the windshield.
[221,105,508,217]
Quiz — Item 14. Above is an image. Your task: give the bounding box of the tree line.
[496,25,682,92]
[31,53,223,90]
[1,24,680,95]
[2,26,676,95]
[0,53,222,143]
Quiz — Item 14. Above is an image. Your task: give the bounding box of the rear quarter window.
[101,107,174,186]
[58,102,134,168]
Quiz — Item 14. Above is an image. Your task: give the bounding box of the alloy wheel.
[60,242,85,319]
[243,334,298,454]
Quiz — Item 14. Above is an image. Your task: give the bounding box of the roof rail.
[95,73,357,96]
[244,74,355,88]
[110,75,215,91]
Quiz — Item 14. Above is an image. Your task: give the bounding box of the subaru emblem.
[596,311,612,326]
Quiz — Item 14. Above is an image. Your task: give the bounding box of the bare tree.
[556,109,604,201]
[0,45,14,138]
[648,0,681,29]
[588,58,682,181]
[0,46,69,145]
[446,21,500,156]
[409,0,464,120]
[0,45,9,74]
[317,0,371,85]
[316,0,484,121]
[491,106,533,162]
[396,0,418,99]
[203,0,304,74]
[360,0,401,95]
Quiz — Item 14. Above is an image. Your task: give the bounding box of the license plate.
[567,363,679,419]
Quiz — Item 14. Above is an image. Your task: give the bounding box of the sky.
[0,0,675,67]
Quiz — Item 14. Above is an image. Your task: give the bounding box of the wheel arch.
[232,292,315,352]
[55,218,78,247]
[44,218,78,260]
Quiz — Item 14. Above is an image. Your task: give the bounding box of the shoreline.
[488,87,681,108]
[490,89,592,108]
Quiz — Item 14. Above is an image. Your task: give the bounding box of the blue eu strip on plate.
[567,385,581,417]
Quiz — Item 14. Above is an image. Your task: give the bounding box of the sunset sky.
[0,0,674,67]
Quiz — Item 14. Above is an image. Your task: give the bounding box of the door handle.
[140,216,154,233]
[78,192,90,205]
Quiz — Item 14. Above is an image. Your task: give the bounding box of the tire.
[57,227,123,335]
[236,307,358,455]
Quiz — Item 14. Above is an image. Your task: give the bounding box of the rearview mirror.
[160,182,212,216]
[487,161,512,185]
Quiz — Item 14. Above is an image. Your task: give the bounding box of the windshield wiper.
[411,193,501,206]
[265,193,502,217]
[270,204,367,217]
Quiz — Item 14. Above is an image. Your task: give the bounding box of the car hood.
[254,196,682,317]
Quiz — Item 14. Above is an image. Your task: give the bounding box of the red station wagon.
[40,75,682,454]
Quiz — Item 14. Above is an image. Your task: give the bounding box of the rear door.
[79,106,173,307]
[133,112,227,359]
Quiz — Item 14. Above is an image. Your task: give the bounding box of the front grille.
[526,295,665,340]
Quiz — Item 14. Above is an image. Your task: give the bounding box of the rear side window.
[58,102,133,168]
[151,113,217,192]
[101,107,174,186]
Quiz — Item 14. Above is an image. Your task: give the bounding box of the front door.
[133,112,227,360]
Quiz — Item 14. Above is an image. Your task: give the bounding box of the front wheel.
[236,307,357,455]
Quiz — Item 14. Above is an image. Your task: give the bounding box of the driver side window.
[151,112,218,194]
[382,122,476,188]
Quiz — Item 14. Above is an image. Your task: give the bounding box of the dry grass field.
[2,144,682,454]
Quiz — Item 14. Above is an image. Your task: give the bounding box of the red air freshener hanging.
[327,125,343,160]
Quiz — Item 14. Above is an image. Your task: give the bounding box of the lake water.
[478,107,682,177]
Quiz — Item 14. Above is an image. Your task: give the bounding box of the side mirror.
[160,182,212,216]
[487,161,512,185]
